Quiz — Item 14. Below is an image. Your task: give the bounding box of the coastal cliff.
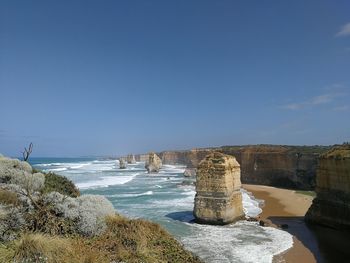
[305,145,350,230]
[136,145,329,190]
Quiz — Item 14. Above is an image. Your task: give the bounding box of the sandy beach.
[243,184,316,263]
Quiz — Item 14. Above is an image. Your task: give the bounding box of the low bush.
[42,172,80,197]
[0,207,25,242]
[43,192,115,237]
[0,157,32,184]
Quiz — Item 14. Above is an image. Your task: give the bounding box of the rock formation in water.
[126,154,136,164]
[119,158,127,169]
[136,145,329,190]
[305,145,350,230]
[184,168,197,177]
[145,152,162,173]
[193,152,244,225]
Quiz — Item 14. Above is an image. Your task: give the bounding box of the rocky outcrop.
[305,145,350,230]
[145,153,162,173]
[193,152,244,225]
[126,154,136,164]
[184,168,197,177]
[119,158,127,169]
[136,145,329,190]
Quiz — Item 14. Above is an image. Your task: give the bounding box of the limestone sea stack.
[126,154,136,164]
[193,152,244,225]
[305,144,350,230]
[145,152,162,173]
[119,158,127,169]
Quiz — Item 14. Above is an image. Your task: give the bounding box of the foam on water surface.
[76,173,139,189]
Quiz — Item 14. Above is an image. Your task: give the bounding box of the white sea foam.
[76,174,138,189]
[107,190,154,198]
[182,221,293,263]
[241,189,263,218]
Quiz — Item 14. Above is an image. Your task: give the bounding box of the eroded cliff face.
[222,146,319,190]
[193,152,244,225]
[158,149,212,168]
[135,145,326,189]
[305,145,350,230]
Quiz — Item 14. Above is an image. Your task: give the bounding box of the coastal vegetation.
[0,155,201,263]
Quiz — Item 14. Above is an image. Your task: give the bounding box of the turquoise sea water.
[31,157,293,263]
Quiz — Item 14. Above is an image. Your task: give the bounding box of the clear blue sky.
[1,1,349,157]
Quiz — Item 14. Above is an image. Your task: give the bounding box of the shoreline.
[243,184,316,263]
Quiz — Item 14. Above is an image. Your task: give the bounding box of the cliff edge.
[305,144,350,230]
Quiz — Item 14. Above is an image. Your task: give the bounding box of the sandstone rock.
[305,145,350,230]
[193,152,244,225]
[145,152,162,173]
[184,168,197,177]
[126,154,136,164]
[119,158,127,169]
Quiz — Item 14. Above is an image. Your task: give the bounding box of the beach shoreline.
[243,184,316,263]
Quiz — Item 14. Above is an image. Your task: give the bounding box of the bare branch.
[22,142,33,161]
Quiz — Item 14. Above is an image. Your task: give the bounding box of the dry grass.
[0,233,109,263]
[90,214,202,263]
[0,233,71,263]
[0,189,19,206]
[0,215,202,263]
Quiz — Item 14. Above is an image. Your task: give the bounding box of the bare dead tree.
[22,142,33,161]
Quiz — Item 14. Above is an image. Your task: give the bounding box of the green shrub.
[42,172,80,197]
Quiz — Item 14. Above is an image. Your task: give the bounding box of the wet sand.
[243,184,350,263]
[243,184,316,263]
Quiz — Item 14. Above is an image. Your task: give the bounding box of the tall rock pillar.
[194,152,244,225]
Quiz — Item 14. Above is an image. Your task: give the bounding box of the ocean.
[30,157,293,263]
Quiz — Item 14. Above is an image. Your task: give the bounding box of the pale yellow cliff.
[305,145,350,230]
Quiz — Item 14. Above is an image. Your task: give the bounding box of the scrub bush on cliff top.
[0,156,32,184]
[42,172,80,197]
[0,206,25,242]
[43,192,115,237]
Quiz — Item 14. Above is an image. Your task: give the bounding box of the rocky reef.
[137,145,330,189]
[145,152,162,173]
[118,158,127,169]
[305,145,350,230]
[193,152,244,225]
[0,156,201,263]
[126,154,136,164]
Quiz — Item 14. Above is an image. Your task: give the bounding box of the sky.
[1,0,350,157]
